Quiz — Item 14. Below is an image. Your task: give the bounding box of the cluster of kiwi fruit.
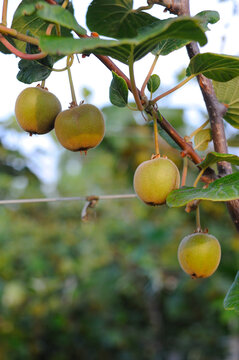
[15,86,221,279]
[133,156,221,279]
[14,86,105,152]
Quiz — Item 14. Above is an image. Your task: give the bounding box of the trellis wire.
[0,194,137,206]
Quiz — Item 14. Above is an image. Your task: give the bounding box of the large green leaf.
[36,1,86,35]
[198,152,239,170]
[109,71,128,107]
[186,53,239,82]
[213,76,239,129]
[11,0,73,52]
[167,172,239,207]
[153,10,219,56]
[86,0,158,39]
[39,17,207,64]
[224,271,239,311]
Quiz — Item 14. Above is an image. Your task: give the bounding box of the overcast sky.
[0,0,238,184]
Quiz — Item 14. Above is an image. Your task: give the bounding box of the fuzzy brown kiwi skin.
[15,87,62,135]
[54,104,105,152]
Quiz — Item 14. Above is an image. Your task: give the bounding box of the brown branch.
[44,0,57,4]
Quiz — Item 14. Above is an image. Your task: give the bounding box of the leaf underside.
[166,172,239,207]
[213,76,239,129]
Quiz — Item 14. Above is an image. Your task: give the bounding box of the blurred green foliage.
[0,104,238,360]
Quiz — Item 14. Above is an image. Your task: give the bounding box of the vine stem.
[181,157,188,187]
[152,74,195,104]
[0,34,47,59]
[140,55,159,97]
[1,0,8,26]
[0,25,39,45]
[44,0,56,4]
[153,114,160,155]
[128,47,144,111]
[196,205,201,232]
[193,168,205,188]
[67,55,77,106]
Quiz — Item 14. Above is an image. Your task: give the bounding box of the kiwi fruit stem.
[67,55,77,107]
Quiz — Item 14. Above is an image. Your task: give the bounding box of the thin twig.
[141,55,159,97]
[152,74,195,104]
[181,157,188,186]
[1,0,8,26]
[128,47,144,111]
[0,34,47,59]
[0,25,39,45]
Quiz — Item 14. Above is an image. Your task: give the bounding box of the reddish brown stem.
[0,34,47,59]
[44,0,57,4]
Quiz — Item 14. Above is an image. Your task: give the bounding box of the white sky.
[0,0,238,184]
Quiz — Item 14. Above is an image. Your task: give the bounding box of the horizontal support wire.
[0,194,137,206]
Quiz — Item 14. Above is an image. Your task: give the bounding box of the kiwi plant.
[2,0,239,293]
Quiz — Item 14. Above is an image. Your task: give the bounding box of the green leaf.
[213,76,239,129]
[11,0,73,52]
[195,10,220,31]
[228,134,239,147]
[86,0,158,39]
[147,74,160,93]
[36,1,86,35]
[186,53,239,82]
[194,128,212,151]
[167,172,239,207]
[224,271,239,311]
[17,57,53,84]
[153,10,219,56]
[39,17,207,64]
[109,72,128,107]
[198,152,239,170]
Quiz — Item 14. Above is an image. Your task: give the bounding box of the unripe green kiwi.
[178,232,221,279]
[15,87,61,135]
[54,104,105,152]
[133,157,180,205]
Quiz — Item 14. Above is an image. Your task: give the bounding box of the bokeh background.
[0,0,239,359]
